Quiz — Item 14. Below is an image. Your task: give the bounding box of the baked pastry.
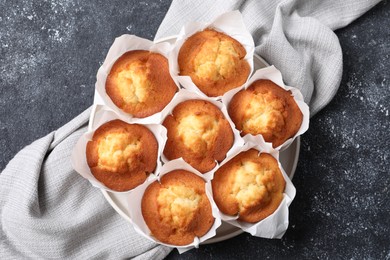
[212,149,285,223]
[142,170,214,246]
[86,119,158,192]
[178,28,250,97]
[228,79,303,148]
[106,50,177,118]
[163,99,234,173]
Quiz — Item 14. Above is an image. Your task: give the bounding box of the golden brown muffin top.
[176,111,220,154]
[178,28,250,97]
[228,79,303,148]
[163,99,234,173]
[106,50,177,118]
[96,130,142,173]
[212,149,285,223]
[86,120,158,192]
[142,170,214,246]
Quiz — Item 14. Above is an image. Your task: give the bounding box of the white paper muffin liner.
[95,34,180,124]
[209,136,296,238]
[222,65,310,151]
[127,158,222,253]
[169,10,255,99]
[160,89,244,180]
[71,107,167,193]
[70,10,309,250]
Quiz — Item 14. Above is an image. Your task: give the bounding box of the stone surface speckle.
[1,1,389,259]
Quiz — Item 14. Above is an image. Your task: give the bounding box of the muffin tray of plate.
[88,36,301,244]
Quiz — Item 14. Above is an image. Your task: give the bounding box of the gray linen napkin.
[0,0,381,259]
[0,108,171,259]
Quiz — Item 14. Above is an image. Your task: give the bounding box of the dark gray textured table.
[1,1,389,259]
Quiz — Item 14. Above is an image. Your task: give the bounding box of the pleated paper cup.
[169,10,254,99]
[127,159,222,254]
[160,88,244,180]
[210,137,296,238]
[222,65,310,151]
[71,108,167,193]
[95,34,180,124]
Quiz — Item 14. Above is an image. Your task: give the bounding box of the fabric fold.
[0,108,170,259]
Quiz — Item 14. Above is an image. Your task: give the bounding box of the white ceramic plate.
[90,36,300,244]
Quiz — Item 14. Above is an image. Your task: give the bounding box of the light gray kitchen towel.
[0,0,381,259]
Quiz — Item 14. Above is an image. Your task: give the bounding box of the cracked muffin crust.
[142,170,214,246]
[228,79,303,148]
[86,119,158,192]
[163,99,234,173]
[212,149,285,223]
[106,50,177,118]
[178,28,250,97]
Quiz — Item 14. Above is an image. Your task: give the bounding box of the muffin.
[228,79,303,148]
[163,99,234,173]
[106,50,177,118]
[142,170,215,246]
[212,149,285,223]
[86,119,158,192]
[178,28,250,97]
